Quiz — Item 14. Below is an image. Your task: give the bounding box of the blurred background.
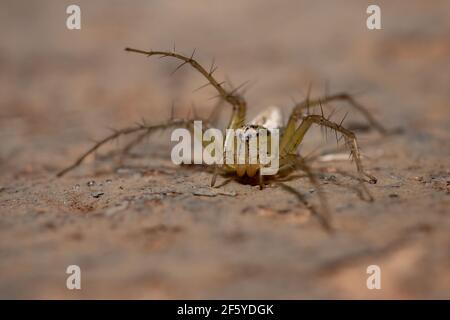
[0,0,449,299]
[1,0,448,172]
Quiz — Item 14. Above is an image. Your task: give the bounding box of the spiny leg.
[285,92,387,139]
[118,130,151,157]
[211,165,220,187]
[210,164,236,187]
[320,168,374,202]
[259,171,264,190]
[279,153,372,204]
[281,114,376,199]
[301,149,376,202]
[57,119,193,177]
[125,47,247,130]
[276,157,333,232]
[125,47,247,184]
[285,155,332,230]
[278,182,333,233]
[122,101,177,156]
[117,102,209,159]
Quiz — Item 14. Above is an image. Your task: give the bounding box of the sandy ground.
[0,0,449,299]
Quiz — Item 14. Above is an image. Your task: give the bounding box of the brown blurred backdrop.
[0,1,449,299]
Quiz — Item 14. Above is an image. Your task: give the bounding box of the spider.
[57,47,387,231]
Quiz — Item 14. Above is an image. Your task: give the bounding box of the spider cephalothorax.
[230,124,274,178]
[58,47,388,231]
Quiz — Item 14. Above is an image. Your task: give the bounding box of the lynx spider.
[58,47,388,231]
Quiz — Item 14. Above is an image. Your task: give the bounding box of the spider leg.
[211,165,220,187]
[322,168,374,202]
[57,119,194,177]
[108,112,214,162]
[125,47,247,130]
[280,114,376,199]
[210,164,237,187]
[211,177,233,188]
[120,130,151,155]
[285,92,387,135]
[276,157,333,233]
[125,47,247,178]
[258,171,264,190]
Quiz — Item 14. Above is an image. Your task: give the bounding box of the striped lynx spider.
[58,47,387,231]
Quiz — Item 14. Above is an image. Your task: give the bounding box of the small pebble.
[105,201,129,216]
[87,180,96,187]
[193,188,217,197]
[217,190,237,197]
[389,193,399,198]
[116,168,132,174]
[91,191,104,198]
